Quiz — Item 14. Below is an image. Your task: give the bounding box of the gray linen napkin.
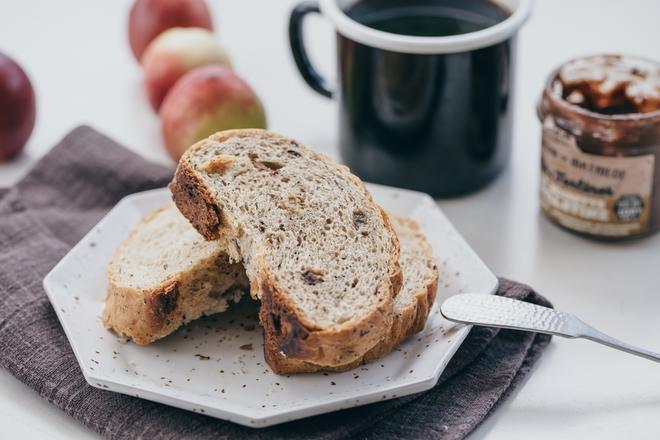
[0,126,552,440]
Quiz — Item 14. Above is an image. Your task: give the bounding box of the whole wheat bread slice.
[103,204,248,344]
[169,129,402,367]
[265,215,438,373]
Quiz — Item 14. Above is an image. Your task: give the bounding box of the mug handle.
[289,1,334,98]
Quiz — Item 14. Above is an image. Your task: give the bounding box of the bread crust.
[168,139,226,241]
[103,279,178,345]
[170,129,401,369]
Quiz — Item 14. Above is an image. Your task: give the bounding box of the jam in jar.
[538,55,660,239]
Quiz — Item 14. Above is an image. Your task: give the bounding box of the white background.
[1,0,659,438]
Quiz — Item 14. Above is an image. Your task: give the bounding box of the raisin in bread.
[103,204,248,344]
[170,129,402,367]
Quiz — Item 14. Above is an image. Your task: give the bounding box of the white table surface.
[1,0,659,438]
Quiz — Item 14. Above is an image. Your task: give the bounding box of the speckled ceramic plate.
[43,184,497,428]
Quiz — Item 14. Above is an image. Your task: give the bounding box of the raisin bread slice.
[103,204,248,344]
[265,215,438,373]
[170,129,402,367]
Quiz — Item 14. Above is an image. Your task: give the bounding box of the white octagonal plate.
[43,183,497,428]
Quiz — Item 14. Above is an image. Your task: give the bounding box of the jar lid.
[542,54,660,123]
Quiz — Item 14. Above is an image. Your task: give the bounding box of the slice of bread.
[265,215,438,373]
[170,129,402,367]
[103,204,248,345]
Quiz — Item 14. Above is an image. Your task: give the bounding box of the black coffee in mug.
[290,0,531,197]
[346,0,507,37]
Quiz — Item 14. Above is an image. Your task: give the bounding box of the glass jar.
[538,55,660,240]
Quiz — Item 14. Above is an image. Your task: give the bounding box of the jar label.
[540,118,655,237]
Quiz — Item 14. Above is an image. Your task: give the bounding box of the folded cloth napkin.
[0,126,552,440]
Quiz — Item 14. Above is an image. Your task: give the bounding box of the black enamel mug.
[289,0,531,197]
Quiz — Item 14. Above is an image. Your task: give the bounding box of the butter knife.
[440,293,660,363]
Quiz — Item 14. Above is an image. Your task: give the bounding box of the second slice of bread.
[170,129,402,367]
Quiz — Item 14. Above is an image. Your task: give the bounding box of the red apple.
[128,0,213,61]
[142,27,231,111]
[0,52,36,162]
[161,65,267,160]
